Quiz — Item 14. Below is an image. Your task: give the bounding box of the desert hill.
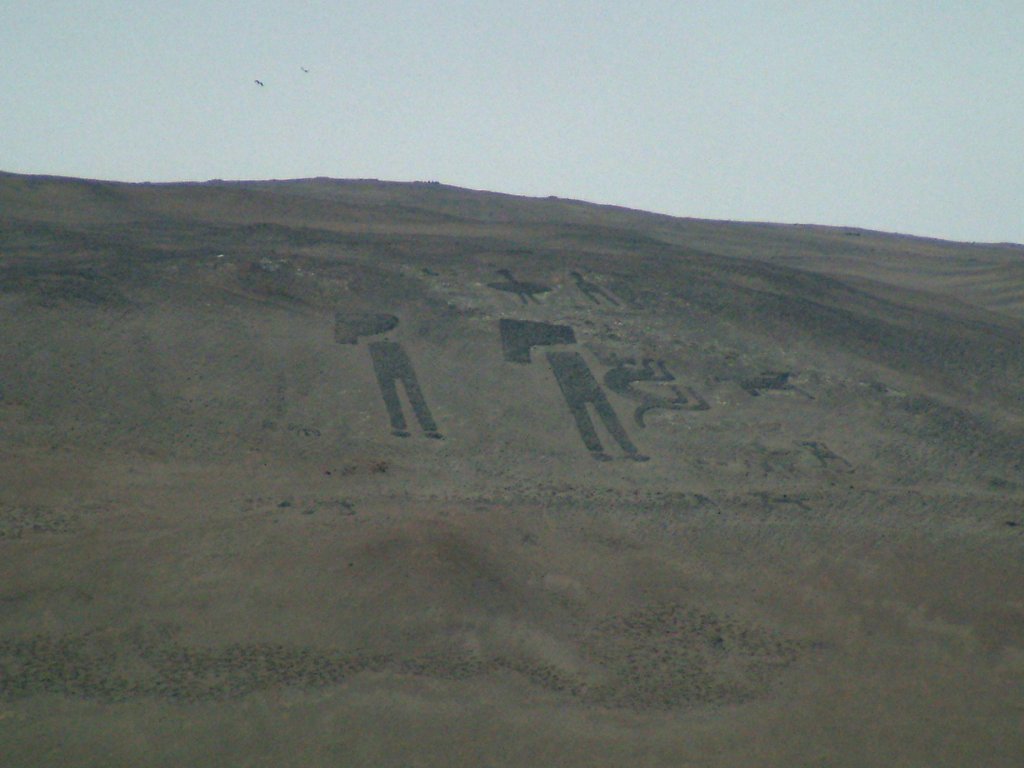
[1,172,1022,766]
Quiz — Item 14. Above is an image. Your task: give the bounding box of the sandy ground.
[1,172,1022,766]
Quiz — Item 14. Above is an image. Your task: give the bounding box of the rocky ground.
[1,172,1022,766]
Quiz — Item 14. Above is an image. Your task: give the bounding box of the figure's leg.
[549,351,645,461]
[592,394,648,460]
[548,351,609,459]
[564,399,607,457]
[400,372,441,438]
[368,342,409,436]
[598,287,620,306]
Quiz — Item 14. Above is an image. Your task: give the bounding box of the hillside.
[1,172,1022,766]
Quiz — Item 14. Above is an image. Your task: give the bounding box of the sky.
[3,1,1022,244]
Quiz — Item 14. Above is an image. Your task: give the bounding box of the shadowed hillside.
[1,172,1022,767]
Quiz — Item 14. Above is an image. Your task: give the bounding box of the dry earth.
[1,172,1022,766]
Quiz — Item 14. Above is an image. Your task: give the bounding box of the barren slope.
[1,172,1022,767]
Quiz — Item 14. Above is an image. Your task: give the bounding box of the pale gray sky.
[3,2,1022,243]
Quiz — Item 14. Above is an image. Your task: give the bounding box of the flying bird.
[254,79,264,86]
[300,67,309,73]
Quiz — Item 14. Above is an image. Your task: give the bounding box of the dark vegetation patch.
[0,607,809,711]
[0,506,79,539]
[0,265,132,307]
[581,604,803,710]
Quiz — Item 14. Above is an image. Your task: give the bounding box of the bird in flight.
[300,67,309,73]
[254,79,264,86]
